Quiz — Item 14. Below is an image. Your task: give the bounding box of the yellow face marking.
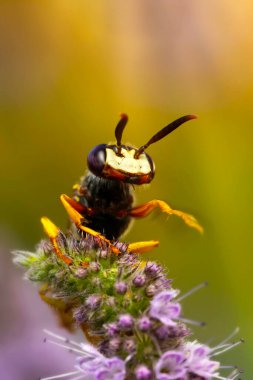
[106,147,151,175]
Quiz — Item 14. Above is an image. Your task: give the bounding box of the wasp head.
[87,113,197,185]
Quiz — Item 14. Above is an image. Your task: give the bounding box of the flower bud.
[135,365,152,380]
[114,281,127,294]
[109,337,121,352]
[137,316,152,332]
[85,294,102,310]
[105,323,119,337]
[155,325,169,340]
[144,261,161,276]
[118,314,134,330]
[133,274,146,287]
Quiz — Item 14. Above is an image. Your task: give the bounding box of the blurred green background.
[1,1,252,378]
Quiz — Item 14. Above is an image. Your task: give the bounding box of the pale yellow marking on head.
[106,147,151,175]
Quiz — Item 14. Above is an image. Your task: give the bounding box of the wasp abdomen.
[73,173,134,240]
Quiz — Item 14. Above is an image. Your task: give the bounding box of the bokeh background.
[0,1,252,379]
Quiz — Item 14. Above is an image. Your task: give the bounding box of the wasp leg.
[41,217,73,265]
[129,200,203,233]
[127,240,159,254]
[64,192,91,215]
[60,194,120,254]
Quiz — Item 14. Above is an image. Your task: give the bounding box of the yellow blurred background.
[0,1,252,378]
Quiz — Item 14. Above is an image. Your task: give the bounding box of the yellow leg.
[64,193,89,214]
[129,200,203,234]
[60,194,120,255]
[127,240,159,254]
[41,217,73,265]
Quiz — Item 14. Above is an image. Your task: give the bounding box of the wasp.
[41,114,202,263]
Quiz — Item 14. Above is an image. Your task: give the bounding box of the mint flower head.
[14,227,243,380]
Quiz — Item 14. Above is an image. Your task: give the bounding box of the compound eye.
[87,144,106,176]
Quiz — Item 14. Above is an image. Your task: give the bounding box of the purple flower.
[185,342,220,379]
[77,353,104,373]
[156,324,189,340]
[155,351,186,380]
[149,290,181,326]
[113,241,128,253]
[74,343,106,379]
[154,277,172,290]
[137,316,152,332]
[135,364,152,380]
[133,274,146,287]
[76,343,126,380]
[144,261,162,276]
[108,337,121,352]
[85,294,102,310]
[74,306,87,323]
[155,325,170,340]
[96,357,126,380]
[105,323,119,337]
[118,314,133,330]
[114,281,127,294]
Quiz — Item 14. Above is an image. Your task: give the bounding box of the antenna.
[134,115,197,158]
[115,113,128,155]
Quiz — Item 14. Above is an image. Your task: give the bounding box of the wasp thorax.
[87,144,155,184]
